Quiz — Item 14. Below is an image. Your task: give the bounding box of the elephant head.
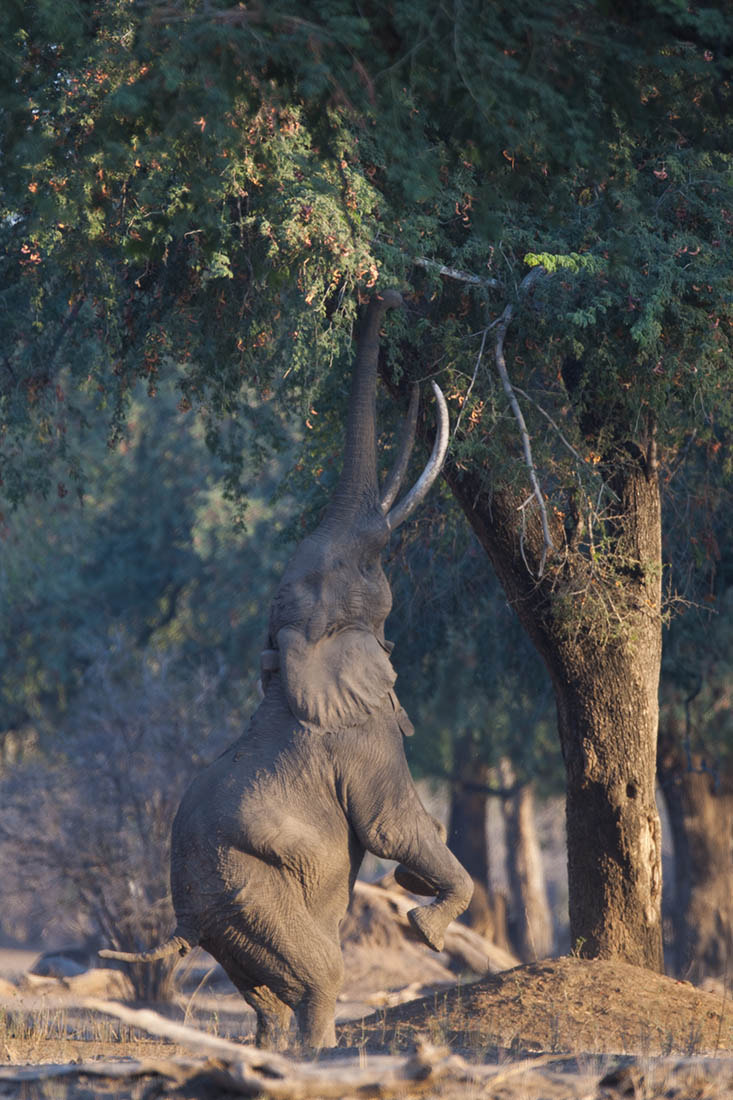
[263,290,448,733]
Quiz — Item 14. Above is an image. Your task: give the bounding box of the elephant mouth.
[259,631,394,675]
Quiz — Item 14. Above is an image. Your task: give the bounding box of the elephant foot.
[394,864,437,896]
[407,904,448,952]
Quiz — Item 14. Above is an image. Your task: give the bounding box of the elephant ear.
[277,626,396,732]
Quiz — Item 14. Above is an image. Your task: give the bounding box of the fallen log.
[350,878,519,974]
[0,1058,197,1085]
[77,999,481,1098]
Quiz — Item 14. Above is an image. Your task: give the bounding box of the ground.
[1,947,731,1098]
[339,956,733,1057]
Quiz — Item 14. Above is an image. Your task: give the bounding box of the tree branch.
[412,256,500,289]
[451,319,502,440]
[493,269,554,578]
[82,999,482,1098]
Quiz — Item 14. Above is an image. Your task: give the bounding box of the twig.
[494,271,554,576]
[511,385,588,467]
[451,321,495,440]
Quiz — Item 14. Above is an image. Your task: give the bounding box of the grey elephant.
[101,290,473,1049]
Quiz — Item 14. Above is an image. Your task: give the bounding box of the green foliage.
[1,0,731,792]
[524,253,607,276]
[0,381,293,741]
[2,0,731,512]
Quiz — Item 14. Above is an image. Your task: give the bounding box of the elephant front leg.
[356,794,473,952]
[400,827,473,953]
[393,815,447,896]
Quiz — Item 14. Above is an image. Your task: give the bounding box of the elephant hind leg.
[235,981,292,1049]
[291,936,343,1050]
[294,986,338,1050]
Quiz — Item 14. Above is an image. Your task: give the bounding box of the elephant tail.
[99,932,192,964]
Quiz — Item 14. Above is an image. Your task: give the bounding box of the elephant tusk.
[260,649,280,672]
[380,383,419,514]
[384,381,449,532]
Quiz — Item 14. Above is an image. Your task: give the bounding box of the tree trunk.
[447,752,511,951]
[499,758,554,961]
[658,732,733,981]
[448,760,491,887]
[442,454,665,972]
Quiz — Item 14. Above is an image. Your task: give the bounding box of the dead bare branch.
[510,385,588,468]
[353,878,519,974]
[0,1059,197,1086]
[412,256,500,289]
[81,999,481,1098]
[451,319,501,441]
[494,269,554,577]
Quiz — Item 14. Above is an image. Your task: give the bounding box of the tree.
[657,468,733,979]
[0,380,291,749]
[2,0,731,971]
[0,641,234,999]
[0,379,297,989]
[384,499,558,954]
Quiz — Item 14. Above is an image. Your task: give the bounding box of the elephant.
[100,289,473,1049]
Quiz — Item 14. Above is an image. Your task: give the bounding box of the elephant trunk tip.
[377,288,405,312]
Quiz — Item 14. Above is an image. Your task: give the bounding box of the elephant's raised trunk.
[317,289,449,540]
[321,289,403,528]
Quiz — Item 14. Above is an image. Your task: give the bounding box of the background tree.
[0,645,234,999]
[383,496,558,956]
[2,0,731,972]
[657,448,733,980]
[0,380,292,992]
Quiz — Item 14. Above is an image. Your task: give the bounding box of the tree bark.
[442,454,664,971]
[448,759,491,887]
[499,758,554,961]
[658,732,733,981]
[447,752,511,951]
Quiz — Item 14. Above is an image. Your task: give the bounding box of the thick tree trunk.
[499,758,554,961]
[443,455,665,971]
[658,732,733,981]
[551,632,663,967]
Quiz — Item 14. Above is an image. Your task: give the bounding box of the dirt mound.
[338,956,733,1056]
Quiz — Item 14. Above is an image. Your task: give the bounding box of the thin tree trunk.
[658,732,733,981]
[448,760,491,887]
[447,753,510,951]
[499,758,553,961]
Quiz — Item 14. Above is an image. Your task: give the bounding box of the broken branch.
[413,256,500,289]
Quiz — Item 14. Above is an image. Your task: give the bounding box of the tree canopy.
[2,0,730,508]
[2,0,732,972]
